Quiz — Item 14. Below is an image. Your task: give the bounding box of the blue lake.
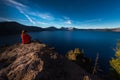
[0,31,120,73]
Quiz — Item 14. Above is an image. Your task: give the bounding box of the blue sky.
[0,0,120,29]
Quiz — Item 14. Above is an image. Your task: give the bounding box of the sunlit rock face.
[0,41,102,80]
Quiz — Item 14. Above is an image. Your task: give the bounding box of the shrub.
[66,48,82,61]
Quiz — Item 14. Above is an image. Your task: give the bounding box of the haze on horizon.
[0,0,120,29]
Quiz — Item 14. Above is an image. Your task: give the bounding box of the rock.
[0,41,103,80]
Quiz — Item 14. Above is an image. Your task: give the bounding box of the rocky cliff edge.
[0,41,102,80]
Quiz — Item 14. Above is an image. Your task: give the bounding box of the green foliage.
[66,50,76,60]
[110,41,120,78]
[110,58,120,74]
[66,48,83,61]
[66,48,91,72]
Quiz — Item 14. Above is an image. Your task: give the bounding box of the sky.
[0,0,120,29]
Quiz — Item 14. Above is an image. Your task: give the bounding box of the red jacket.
[21,33,31,44]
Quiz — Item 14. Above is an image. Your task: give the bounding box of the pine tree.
[110,41,120,75]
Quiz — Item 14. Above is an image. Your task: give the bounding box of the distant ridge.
[0,21,74,35]
[0,21,44,35]
[111,28,120,32]
[0,21,120,35]
[44,26,59,31]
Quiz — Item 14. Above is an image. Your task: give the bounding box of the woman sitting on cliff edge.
[21,30,31,44]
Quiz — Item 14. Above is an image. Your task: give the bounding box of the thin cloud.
[17,7,35,24]
[64,16,70,20]
[0,17,12,21]
[23,13,35,24]
[7,0,27,8]
[5,0,35,24]
[65,20,72,24]
[29,12,54,20]
[64,17,72,25]
[38,14,54,20]
[37,22,47,25]
[4,0,54,24]
[4,0,55,26]
[83,18,102,23]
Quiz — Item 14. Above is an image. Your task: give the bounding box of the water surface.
[0,31,120,73]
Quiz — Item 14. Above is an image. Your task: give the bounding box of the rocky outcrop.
[0,41,103,80]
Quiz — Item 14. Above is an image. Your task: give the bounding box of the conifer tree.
[110,41,120,75]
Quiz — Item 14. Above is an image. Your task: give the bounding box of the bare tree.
[92,53,99,75]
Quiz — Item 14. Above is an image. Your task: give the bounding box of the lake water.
[0,31,120,73]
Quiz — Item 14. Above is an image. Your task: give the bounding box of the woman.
[21,30,31,44]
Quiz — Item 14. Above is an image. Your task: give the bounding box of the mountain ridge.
[0,21,120,35]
